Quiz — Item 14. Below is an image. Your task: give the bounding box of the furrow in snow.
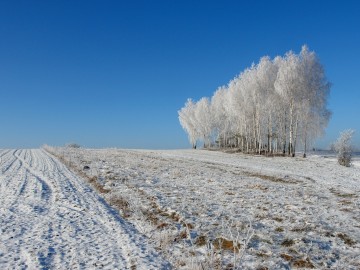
[0,149,170,269]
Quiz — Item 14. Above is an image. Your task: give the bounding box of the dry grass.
[88,176,110,194]
[194,235,207,246]
[337,233,356,246]
[272,217,284,222]
[281,253,315,268]
[281,238,295,247]
[156,222,169,229]
[329,188,357,198]
[338,199,352,205]
[213,237,241,252]
[245,171,297,184]
[292,257,315,268]
[256,267,269,270]
[280,253,293,261]
[177,230,188,240]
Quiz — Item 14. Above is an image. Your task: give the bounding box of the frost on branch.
[178,45,331,157]
[332,129,355,167]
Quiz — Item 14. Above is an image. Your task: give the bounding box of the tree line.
[178,46,331,157]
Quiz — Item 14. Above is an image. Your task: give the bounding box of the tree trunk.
[282,112,287,155]
[292,115,299,157]
[241,135,244,152]
[289,101,294,156]
[303,124,308,158]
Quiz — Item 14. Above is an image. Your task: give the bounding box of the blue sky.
[0,0,359,149]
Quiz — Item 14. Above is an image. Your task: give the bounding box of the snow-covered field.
[0,149,170,269]
[41,147,360,269]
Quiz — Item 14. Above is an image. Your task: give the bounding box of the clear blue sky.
[0,0,359,149]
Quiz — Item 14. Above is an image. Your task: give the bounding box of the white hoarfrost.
[0,149,170,269]
[178,46,331,156]
[332,129,355,167]
[43,147,360,269]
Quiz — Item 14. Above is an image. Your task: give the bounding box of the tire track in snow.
[0,149,170,269]
[0,150,20,174]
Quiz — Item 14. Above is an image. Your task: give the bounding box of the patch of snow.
[39,147,360,269]
[0,149,170,269]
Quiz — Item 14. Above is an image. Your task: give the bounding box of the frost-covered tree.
[195,97,213,148]
[297,45,331,157]
[332,129,355,167]
[211,86,230,147]
[254,56,279,153]
[178,45,331,153]
[178,99,199,148]
[274,51,303,156]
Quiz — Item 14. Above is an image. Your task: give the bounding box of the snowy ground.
[2,148,359,269]
[42,147,360,269]
[0,149,170,269]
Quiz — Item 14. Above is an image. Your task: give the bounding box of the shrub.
[332,129,355,167]
[65,143,81,148]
